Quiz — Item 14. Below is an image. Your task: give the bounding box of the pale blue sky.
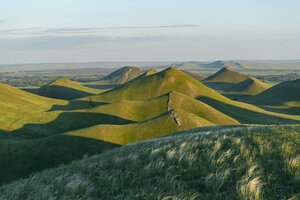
[0,0,299,64]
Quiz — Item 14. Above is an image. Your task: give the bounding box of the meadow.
[0,125,299,199]
[0,62,299,199]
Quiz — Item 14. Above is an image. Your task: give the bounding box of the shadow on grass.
[48,99,107,111]
[11,112,134,139]
[197,97,300,124]
[0,134,120,186]
[223,94,253,101]
[83,84,120,90]
[0,130,11,140]
[255,105,300,116]
[32,85,97,100]
[203,82,236,91]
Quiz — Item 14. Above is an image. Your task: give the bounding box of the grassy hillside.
[1,125,299,199]
[244,79,300,115]
[168,92,239,125]
[245,79,300,106]
[33,78,106,100]
[0,82,69,132]
[0,82,132,136]
[66,107,224,145]
[0,135,118,185]
[76,91,239,125]
[100,66,145,84]
[66,110,180,144]
[78,67,300,125]
[228,78,269,95]
[203,67,270,96]
[0,82,66,111]
[203,67,250,83]
[127,69,158,83]
[81,67,226,103]
[0,69,299,142]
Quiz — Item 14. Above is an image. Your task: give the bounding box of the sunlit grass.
[0,125,299,199]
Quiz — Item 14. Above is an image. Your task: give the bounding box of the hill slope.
[203,67,253,83]
[0,82,132,135]
[203,67,270,96]
[127,69,158,83]
[66,108,219,144]
[0,82,66,111]
[245,79,300,106]
[77,91,239,125]
[100,66,145,84]
[82,67,227,103]
[33,78,105,100]
[0,135,118,185]
[2,125,299,199]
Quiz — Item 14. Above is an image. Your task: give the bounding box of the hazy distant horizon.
[1,0,300,64]
[1,59,300,66]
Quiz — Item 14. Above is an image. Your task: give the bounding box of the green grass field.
[1,125,298,199]
[0,66,299,199]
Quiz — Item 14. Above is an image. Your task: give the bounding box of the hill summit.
[203,67,250,83]
[82,67,226,103]
[100,66,145,84]
[202,67,270,96]
[34,78,104,100]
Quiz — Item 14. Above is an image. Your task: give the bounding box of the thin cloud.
[46,24,199,32]
[0,24,199,38]
[0,20,5,24]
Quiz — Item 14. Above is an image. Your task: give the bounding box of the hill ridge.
[202,67,270,95]
[100,66,145,84]
[203,67,250,83]
[245,79,300,106]
[34,78,104,100]
[81,67,227,104]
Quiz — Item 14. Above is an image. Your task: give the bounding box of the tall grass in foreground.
[0,125,299,199]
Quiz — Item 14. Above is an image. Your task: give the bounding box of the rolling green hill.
[0,82,66,111]
[203,67,253,83]
[245,79,300,106]
[66,108,229,145]
[76,91,238,125]
[0,68,299,141]
[81,67,227,103]
[66,109,225,145]
[0,81,131,136]
[127,69,158,83]
[66,91,239,144]
[33,78,106,100]
[77,67,300,125]
[244,79,300,115]
[228,78,269,95]
[100,66,145,84]
[66,110,180,144]
[203,67,270,96]
[1,125,299,199]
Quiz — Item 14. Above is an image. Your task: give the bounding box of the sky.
[0,0,300,64]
